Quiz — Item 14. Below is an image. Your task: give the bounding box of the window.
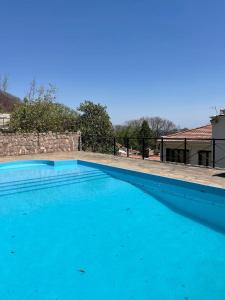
[166,148,189,163]
[198,151,211,166]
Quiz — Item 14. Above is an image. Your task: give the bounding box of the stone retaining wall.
[0,132,81,156]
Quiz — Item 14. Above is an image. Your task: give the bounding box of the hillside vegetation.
[0,90,21,112]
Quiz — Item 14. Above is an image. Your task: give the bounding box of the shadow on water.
[137,184,225,236]
[106,170,225,236]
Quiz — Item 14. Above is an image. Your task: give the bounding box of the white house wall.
[212,116,225,168]
[162,141,212,166]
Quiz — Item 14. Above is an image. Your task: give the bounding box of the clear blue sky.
[1,0,225,127]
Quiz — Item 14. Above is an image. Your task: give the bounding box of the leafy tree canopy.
[9,84,78,133]
[139,120,153,156]
[77,100,114,137]
[115,116,178,138]
[139,120,153,138]
[77,100,114,152]
[114,117,178,152]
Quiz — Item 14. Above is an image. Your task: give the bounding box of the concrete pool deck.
[0,151,225,189]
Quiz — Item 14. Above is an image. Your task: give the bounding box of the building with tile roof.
[160,112,225,168]
[162,124,212,140]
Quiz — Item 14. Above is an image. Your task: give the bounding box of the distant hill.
[0,90,21,112]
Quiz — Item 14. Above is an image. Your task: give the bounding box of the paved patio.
[0,151,225,188]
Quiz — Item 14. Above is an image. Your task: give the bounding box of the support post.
[212,138,215,168]
[184,138,187,164]
[126,138,129,157]
[78,134,82,151]
[142,138,145,160]
[113,137,116,156]
[37,132,40,148]
[160,137,164,162]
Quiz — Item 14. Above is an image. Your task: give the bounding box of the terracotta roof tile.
[163,124,212,139]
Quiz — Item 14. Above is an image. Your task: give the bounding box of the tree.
[0,75,9,92]
[27,79,36,102]
[77,100,114,153]
[114,117,178,139]
[9,81,78,133]
[139,120,153,157]
[9,97,78,133]
[114,116,178,153]
[26,81,57,102]
[114,120,142,150]
[145,117,177,137]
[139,120,152,138]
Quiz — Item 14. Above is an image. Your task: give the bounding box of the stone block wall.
[0,132,81,156]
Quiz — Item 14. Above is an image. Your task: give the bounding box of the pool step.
[0,170,109,197]
[0,169,103,187]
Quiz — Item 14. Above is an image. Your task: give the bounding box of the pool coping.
[0,152,224,189]
[1,157,224,195]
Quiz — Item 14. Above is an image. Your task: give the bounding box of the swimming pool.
[0,159,225,300]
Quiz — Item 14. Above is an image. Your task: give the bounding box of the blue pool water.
[0,160,225,300]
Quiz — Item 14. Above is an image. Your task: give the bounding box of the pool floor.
[0,164,225,299]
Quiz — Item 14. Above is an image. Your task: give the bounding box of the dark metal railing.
[80,135,225,169]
